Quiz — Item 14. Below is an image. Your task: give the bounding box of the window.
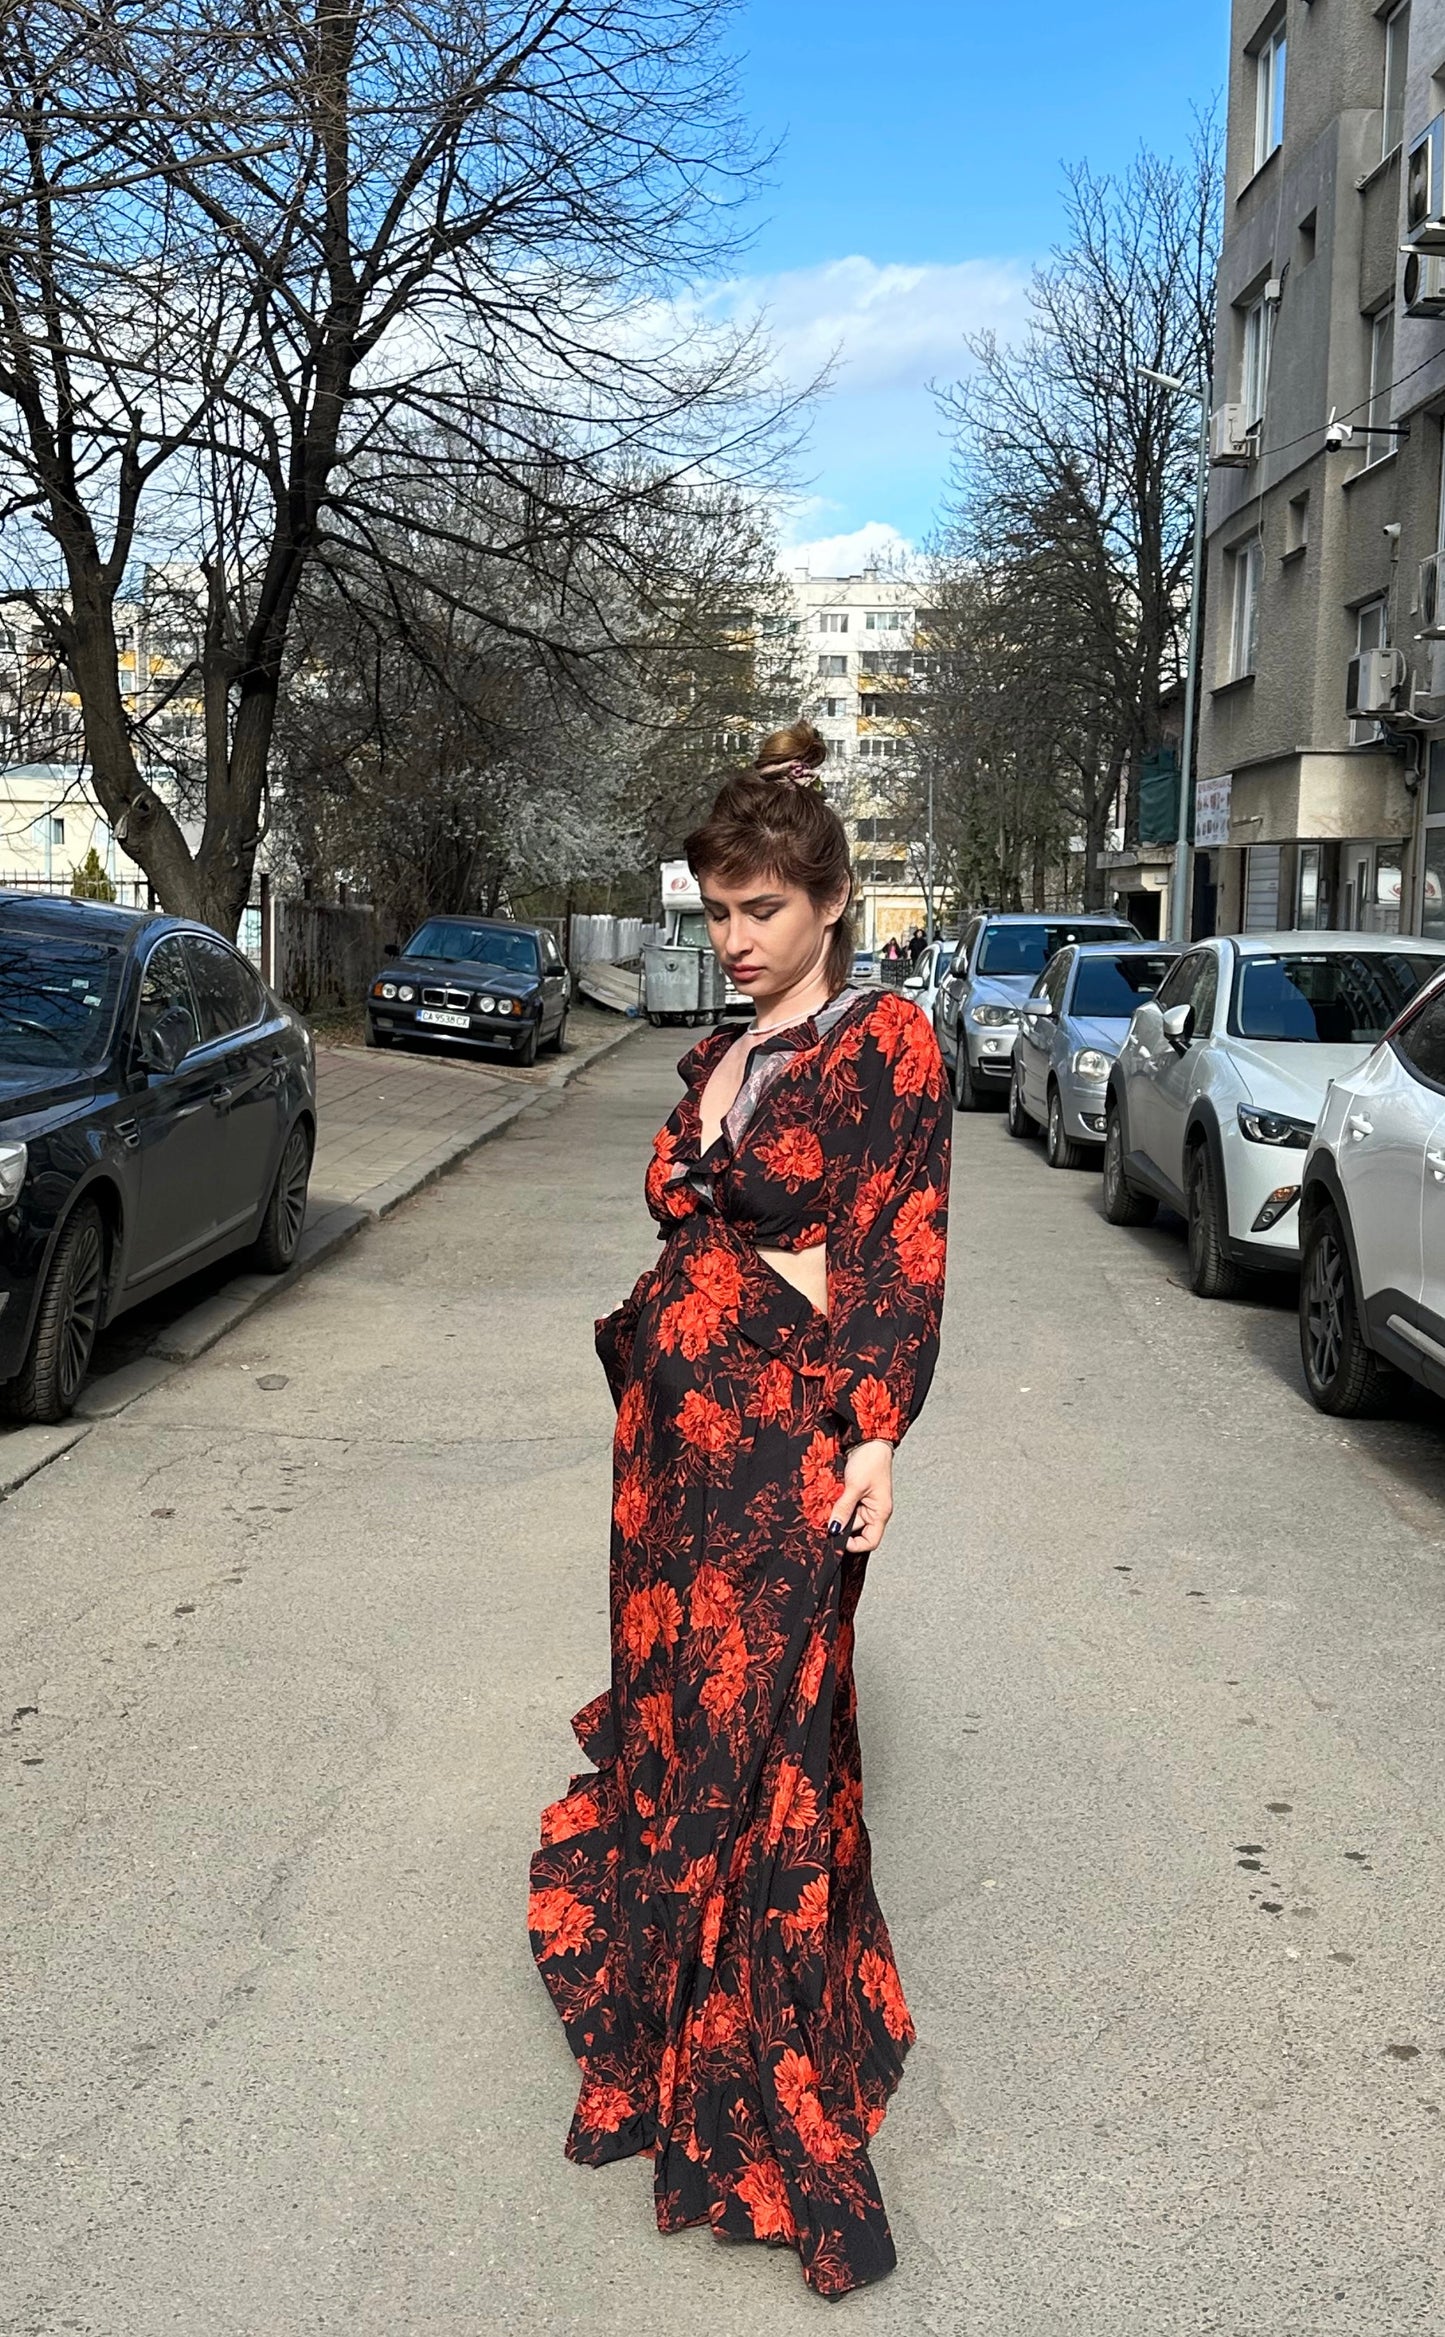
[48,817,64,845]
[1394,984,1445,1088]
[1353,598,1390,744]
[1232,950,1436,1041]
[542,934,564,973]
[818,612,848,634]
[817,654,847,678]
[1384,3,1410,160]
[1297,209,1317,266]
[1241,295,1272,427]
[1155,953,1203,1013]
[1228,537,1263,679]
[1365,305,1395,460]
[821,696,847,717]
[1296,844,1322,930]
[1070,953,1177,1019]
[1254,24,1286,172]
[976,922,1138,978]
[864,611,908,632]
[137,937,200,1057]
[403,919,540,973]
[1286,491,1310,556]
[0,936,121,1068]
[182,934,265,1042]
[859,695,899,717]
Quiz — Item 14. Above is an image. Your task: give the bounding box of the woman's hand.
[827,1439,894,1555]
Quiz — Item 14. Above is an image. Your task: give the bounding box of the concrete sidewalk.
[0,1005,639,1491]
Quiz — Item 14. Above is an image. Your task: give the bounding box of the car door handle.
[210,1084,233,1110]
[1429,1147,1445,1180]
[1347,1113,1374,1140]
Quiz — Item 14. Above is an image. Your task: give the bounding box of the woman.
[528,722,950,2298]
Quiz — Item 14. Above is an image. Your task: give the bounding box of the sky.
[718,0,1232,575]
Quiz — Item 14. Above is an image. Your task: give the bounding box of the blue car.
[934,912,1142,1110]
[1008,940,1178,1167]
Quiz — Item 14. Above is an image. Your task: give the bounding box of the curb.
[0,1015,642,1495]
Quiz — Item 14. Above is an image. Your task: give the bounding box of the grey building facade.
[1199,0,1445,940]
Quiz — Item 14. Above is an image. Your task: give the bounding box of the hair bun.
[753,719,826,775]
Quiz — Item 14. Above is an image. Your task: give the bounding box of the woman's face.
[697,867,848,1007]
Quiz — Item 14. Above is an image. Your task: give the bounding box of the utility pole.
[924,761,936,942]
[1139,366,1212,946]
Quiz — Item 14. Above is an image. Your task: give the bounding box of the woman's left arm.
[822,999,952,1546]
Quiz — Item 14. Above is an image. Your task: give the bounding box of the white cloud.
[779,519,918,578]
[704,254,1032,395]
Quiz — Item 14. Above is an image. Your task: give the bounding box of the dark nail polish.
[827,1520,844,1538]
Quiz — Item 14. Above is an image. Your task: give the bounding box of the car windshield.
[1232,950,1439,1042]
[404,920,539,974]
[978,921,1138,976]
[0,935,122,1067]
[673,912,708,949]
[1071,954,1177,1019]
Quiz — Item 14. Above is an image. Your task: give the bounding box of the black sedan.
[0,894,316,1422]
[366,916,570,1065]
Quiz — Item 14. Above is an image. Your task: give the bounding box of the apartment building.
[784,568,928,944]
[1198,0,1445,939]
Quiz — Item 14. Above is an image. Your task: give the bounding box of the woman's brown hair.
[684,727,855,994]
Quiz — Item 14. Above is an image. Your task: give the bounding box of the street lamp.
[1139,365,1212,947]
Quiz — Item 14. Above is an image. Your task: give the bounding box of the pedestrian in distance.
[529,718,952,2298]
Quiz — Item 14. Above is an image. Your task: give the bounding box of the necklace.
[748,997,829,1039]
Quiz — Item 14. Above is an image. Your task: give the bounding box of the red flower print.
[613,1465,651,1541]
[678,1388,740,1458]
[690,1564,740,1632]
[658,1288,723,1358]
[540,1790,600,1845]
[528,1885,594,1961]
[894,1183,946,1285]
[698,1987,743,2047]
[798,1430,843,1531]
[736,2155,796,2242]
[850,1375,903,1445]
[796,1630,828,1714]
[578,2079,634,2132]
[637,1690,675,1759]
[776,1872,829,1948]
[699,1620,749,1718]
[765,1759,820,1846]
[772,2047,817,2116]
[621,1582,683,1666]
[687,1245,744,1314]
[755,1125,825,1191]
[658,2042,677,2121]
[852,1166,895,1236]
[752,1356,794,1426]
[794,2091,856,2163]
[616,1380,645,1453]
[700,1887,725,1968]
[870,991,943,1098]
[859,1948,912,2041]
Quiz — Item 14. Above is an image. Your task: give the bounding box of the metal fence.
[568,913,647,969]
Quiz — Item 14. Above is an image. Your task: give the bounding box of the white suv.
[1103,933,1445,1298]
[1299,967,1445,1413]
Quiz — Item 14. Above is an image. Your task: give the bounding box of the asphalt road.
[6,1028,1445,2337]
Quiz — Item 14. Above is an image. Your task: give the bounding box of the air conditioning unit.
[1404,250,1445,317]
[1346,645,1408,719]
[1210,403,1254,467]
[1407,115,1445,249]
[1422,553,1445,639]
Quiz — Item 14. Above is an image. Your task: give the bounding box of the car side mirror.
[384,940,400,957]
[1022,995,1055,1019]
[139,1004,193,1076]
[1161,1001,1195,1052]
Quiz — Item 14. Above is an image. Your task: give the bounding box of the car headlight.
[971,1003,1019,1027]
[1072,1049,1112,1083]
[377,981,397,1000]
[0,1140,27,1206]
[396,984,415,1003]
[479,997,496,1013]
[1237,1104,1314,1148]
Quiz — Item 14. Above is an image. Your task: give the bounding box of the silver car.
[934,912,1142,1111]
[1009,942,1178,1167]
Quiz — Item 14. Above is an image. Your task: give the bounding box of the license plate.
[417,1009,471,1029]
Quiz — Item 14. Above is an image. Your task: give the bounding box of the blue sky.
[721,0,1231,571]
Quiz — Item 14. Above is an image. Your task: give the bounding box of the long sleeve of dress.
[821,995,951,1449]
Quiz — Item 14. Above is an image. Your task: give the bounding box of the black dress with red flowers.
[528,987,951,2299]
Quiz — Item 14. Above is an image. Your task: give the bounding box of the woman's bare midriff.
[760,1240,828,1318]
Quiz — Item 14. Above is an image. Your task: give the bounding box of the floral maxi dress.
[527,988,951,2298]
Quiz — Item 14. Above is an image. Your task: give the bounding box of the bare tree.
[0,0,801,935]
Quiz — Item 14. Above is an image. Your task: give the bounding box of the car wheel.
[515,1020,540,1067]
[364,1021,393,1050]
[1102,1105,1157,1226]
[250,1121,313,1274]
[8,1201,106,1423]
[1299,1203,1399,1416]
[1185,1142,1246,1300]
[1046,1085,1089,1170]
[952,1044,982,1112]
[544,1006,569,1055]
[1007,1060,1037,1138]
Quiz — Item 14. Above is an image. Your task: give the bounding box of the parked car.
[901,936,950,1024]
[367,916,570,1064]
[934,913,1142,1110]
[1009,942,1178,1167]
[850,948,880,988]
[1298,965,1445,1414]
[0,893,315,1422]
[1103,933,1445,1298]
